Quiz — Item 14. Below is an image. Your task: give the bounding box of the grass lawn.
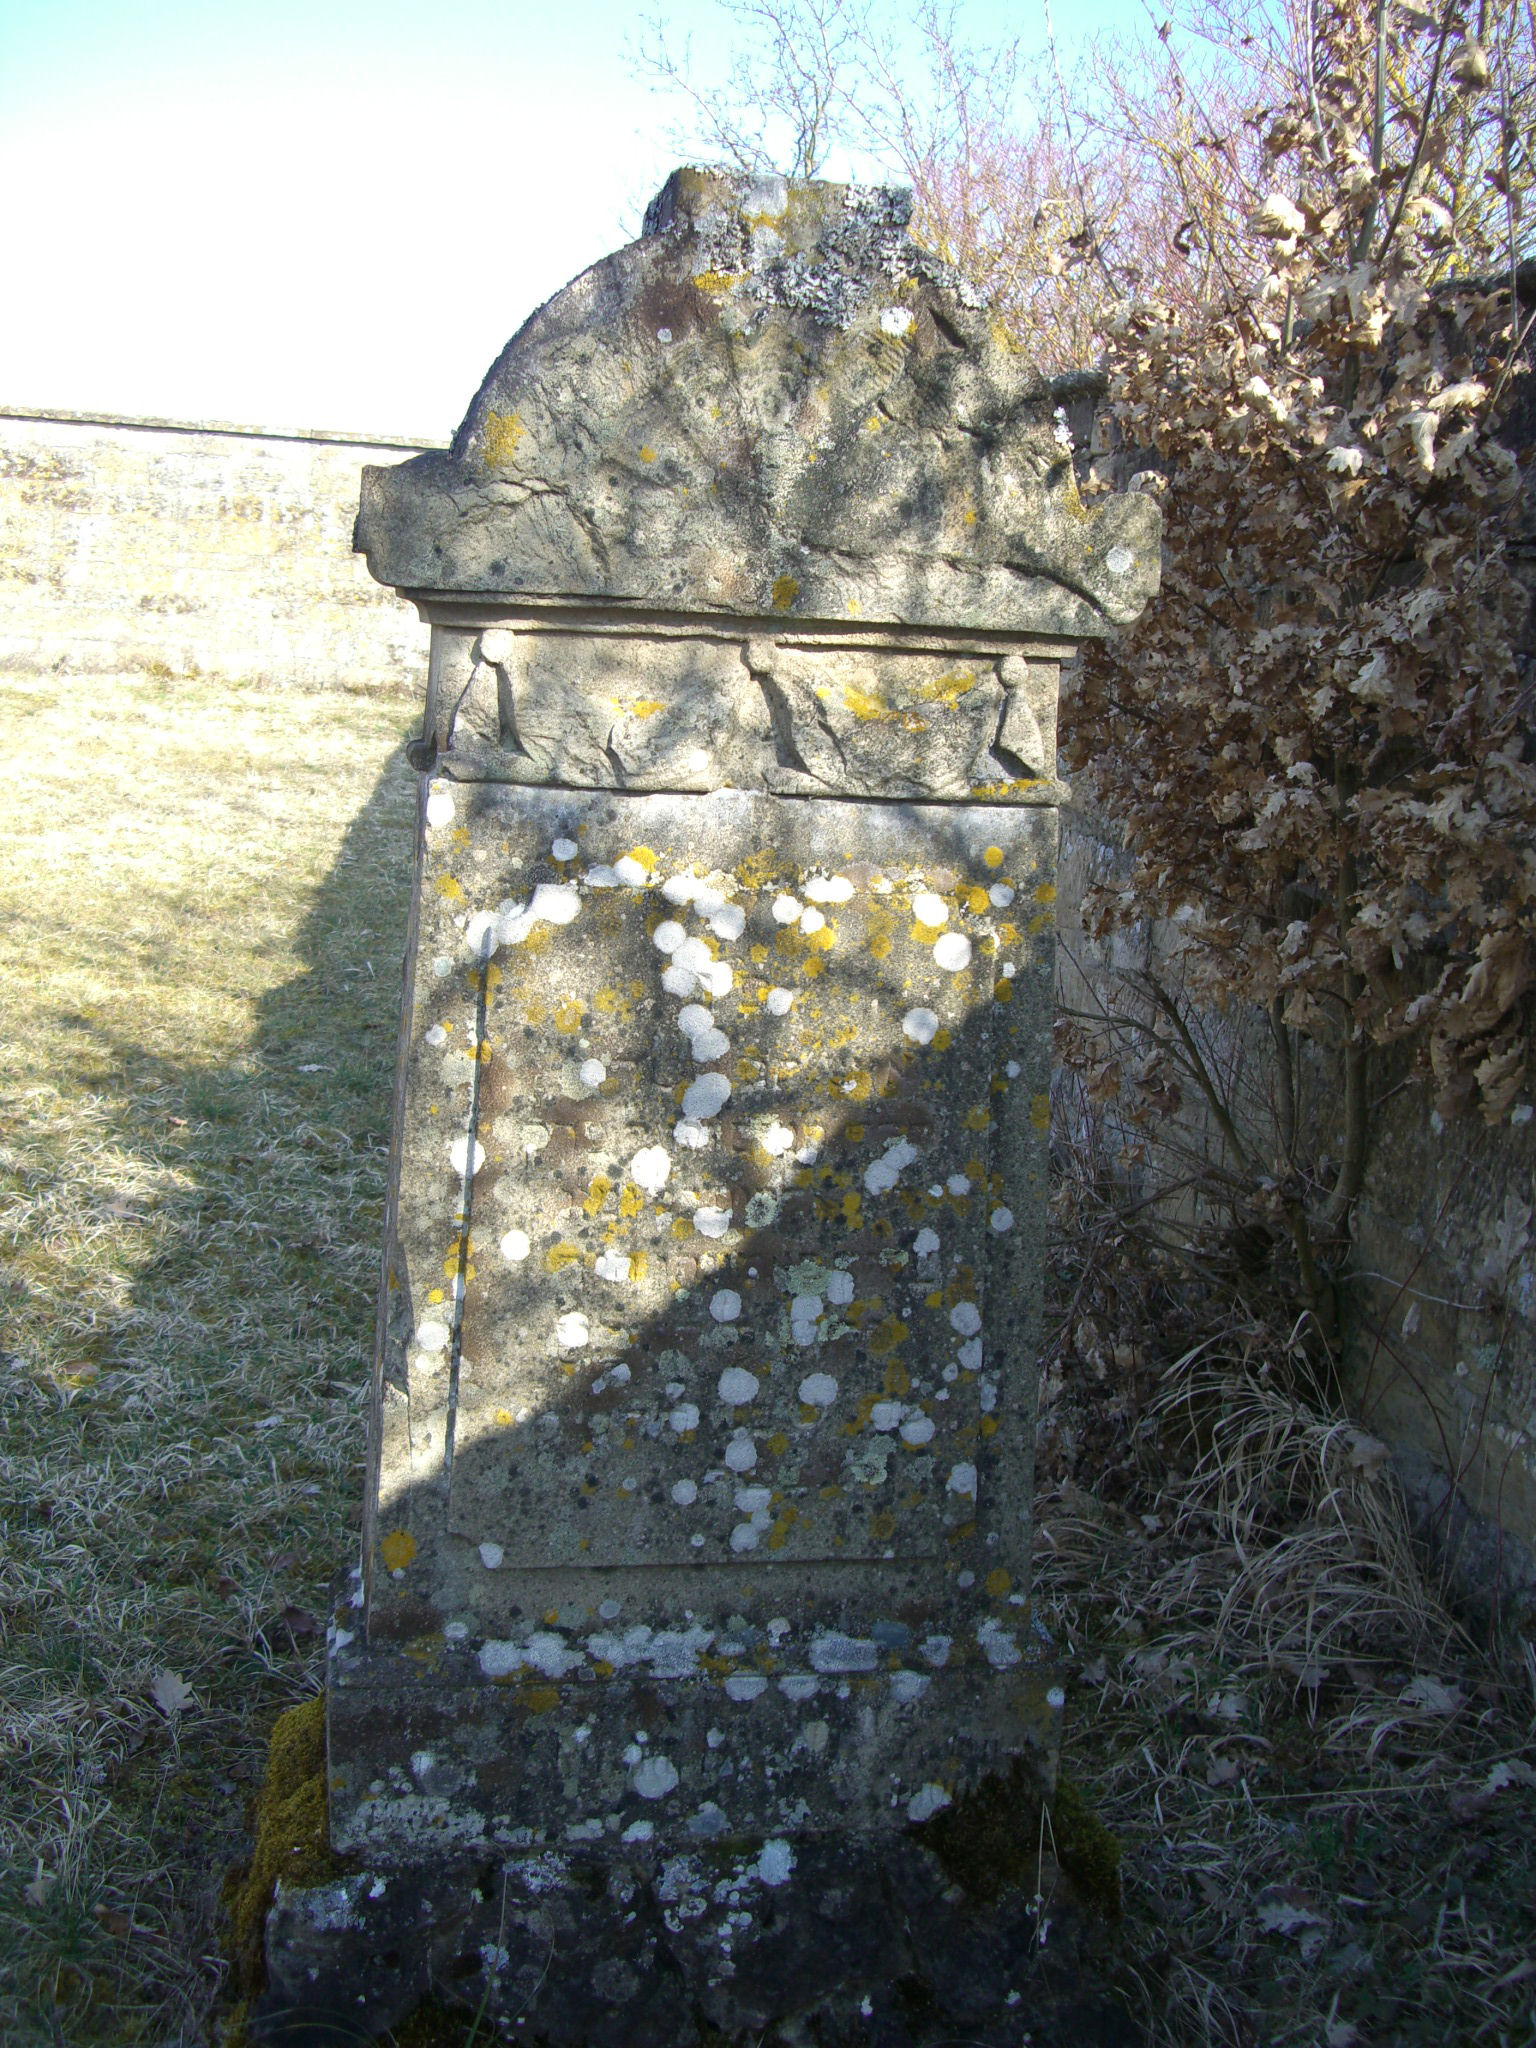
[1,662,1532,2048]
[0,666,417,2045]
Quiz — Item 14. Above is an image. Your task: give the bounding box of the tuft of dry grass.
[0,665,417,2045]
[1037,1081,1536,2048]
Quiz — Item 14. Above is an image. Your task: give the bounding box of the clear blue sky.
[0,0,1141,440]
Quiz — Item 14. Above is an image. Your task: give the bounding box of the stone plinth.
[255,168,1159,2044]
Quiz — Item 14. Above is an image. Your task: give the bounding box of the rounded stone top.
[355,167,1160,637]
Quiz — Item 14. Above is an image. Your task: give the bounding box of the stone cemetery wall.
[1056,808,1536,1622]
[0,407,433,692]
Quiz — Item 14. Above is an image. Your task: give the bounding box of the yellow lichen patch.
[582,1175,612,1217]
[981,1416,999,1437]
[840,1191,863,1228]
[997,922,1021,947]
[982,845,1005,868]
[883,1357,912,1397]
[592,986,632,1021]
[519,1684,561,1714]
[971,779,1040,800]
[494,1408,515,1427]
[766,1430,789,1456]
[1033,882,1057,904]
[808,926,835,952]
[482,410,526,470]
[619,1182,646,1220]
[1032,1093,1051,1130]
[841,679,888,722]
[994,978,1013,1004]
[638,446,658,464]
[671,1215,692,1238]
[379,1529,417,1572]
[869,1316,910,1357]
[985,1567,1012,1598]
[553,999,584,1034]
[909,669,980,709]
[629,1249,649,1282]
[545,1241,581,1273]
[963,1106,992,1131]
[626,845,658,874]
[693,269,744,294]
[427,1287,445,1305]
[1027,911,1051,935]
[628,698,665,717]
[771,575,801,612]
[910,921,943,945]
[864,413,884,433]
[435,874,463,902]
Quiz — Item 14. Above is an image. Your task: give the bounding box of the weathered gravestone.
[260,169,1159,2045]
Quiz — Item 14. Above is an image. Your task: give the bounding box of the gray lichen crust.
[354,168,1160,635]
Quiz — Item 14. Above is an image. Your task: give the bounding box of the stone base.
[253,1828,1141,2047]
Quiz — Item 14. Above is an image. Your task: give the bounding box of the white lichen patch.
[798,1371,838,1406]
[771,894,802,924]
[449,1135,486,1177]
[809,1632,879,1674]
[902,1006,938,1044]
[949,1301,981,1336]
[804,875,855,904]
[426,787,456,828]
[717,1365,760,1405]
[864,1137,916,1195]
[556,1312,590,1349]
[693,1203,732,1238]
[912,891,949,927]
[500,1227,531,1262]
[632,1756,680,1799]
[933,931,972,972]
[682,1072,731,1120]
[630,1145,671,1195]
[907,1783,952,1822]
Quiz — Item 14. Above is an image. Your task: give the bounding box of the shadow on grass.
[0,697,421,2046]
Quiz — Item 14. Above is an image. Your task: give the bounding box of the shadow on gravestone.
[256,928,1141,2048]
[250,166,1158,2048]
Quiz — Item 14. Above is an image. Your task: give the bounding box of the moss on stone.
[920,1757,1122,1920]
[1048,1774,1123,1921]
[225,1693,352,1997]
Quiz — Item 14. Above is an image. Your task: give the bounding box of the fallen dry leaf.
[150,1670,195,1716]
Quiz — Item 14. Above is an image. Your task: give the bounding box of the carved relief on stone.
[422,620,1066,803]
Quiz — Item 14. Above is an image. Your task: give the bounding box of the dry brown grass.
[0,664,418,2045]
[1038,1077,1536,2047]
